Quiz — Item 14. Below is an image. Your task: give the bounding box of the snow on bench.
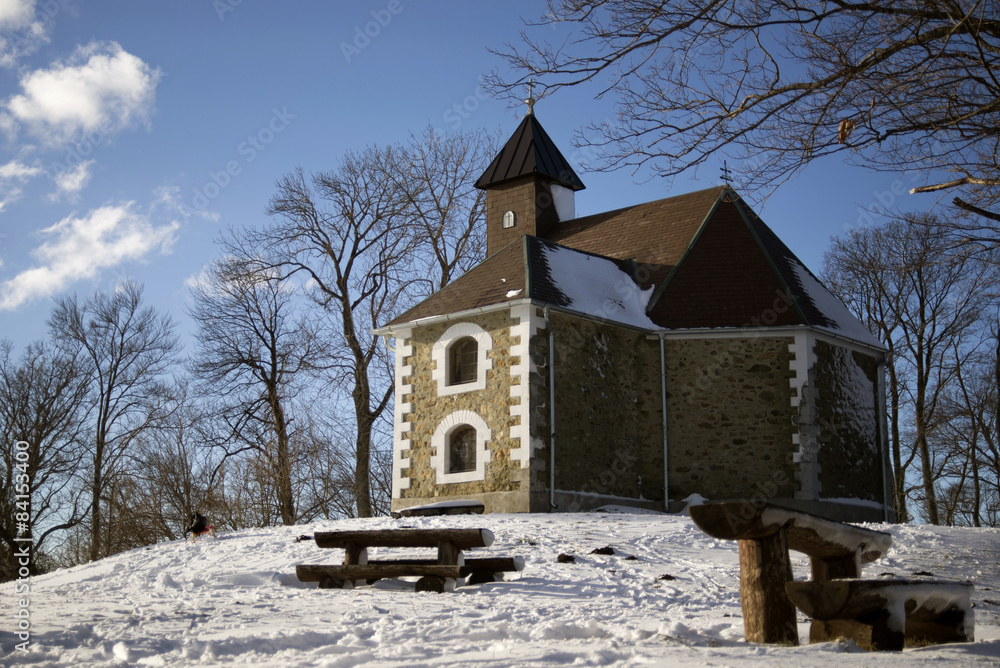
[390,499,485,518]
[295,527,514,593]
[785,578,974,650]
[688,501,973,650]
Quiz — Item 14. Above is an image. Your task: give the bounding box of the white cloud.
[0,158,40,180]
[0,0,35,27]
[48,158,93,199]
[3,41,160,145]
[0,202,179,310]
[0,158,41,210]
[0,1,49,68]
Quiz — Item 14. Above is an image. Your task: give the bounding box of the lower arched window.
[448,426,476,473]
[431,410,490,483]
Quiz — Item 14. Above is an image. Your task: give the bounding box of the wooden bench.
[390,500,485,518]
[689,501,973,650]
[295,527,521,593]
[785,579,974,651]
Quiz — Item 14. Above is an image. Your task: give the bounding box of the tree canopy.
[489,1,1000,220]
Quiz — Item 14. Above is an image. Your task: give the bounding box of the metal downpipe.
[545,306,557,509]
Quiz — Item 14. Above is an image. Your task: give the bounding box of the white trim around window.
[430,410,491,484]
[432,322,492,396]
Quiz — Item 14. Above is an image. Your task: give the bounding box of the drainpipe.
[659,333,670,512]
[877,357,891,523]
[545,305,558,509]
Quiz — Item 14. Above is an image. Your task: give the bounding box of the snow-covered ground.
[4,507,999,666]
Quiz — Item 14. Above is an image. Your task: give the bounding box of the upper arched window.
[432,323,492,396]
[448,337,478,386]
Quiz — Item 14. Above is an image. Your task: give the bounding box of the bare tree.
[188,256,318,525]
[824,215,997,523]
[393,125,493,293]
[250,152,414,518]
[941,321,1000,526]
[244,130,493,517]
[490,1,1000,219]
[48,281,179,561]
[0,341,88,578]
[128,382,228,540]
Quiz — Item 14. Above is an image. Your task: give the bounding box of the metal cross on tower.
[720,160,733,184]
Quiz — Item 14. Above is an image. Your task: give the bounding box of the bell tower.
[475,89,585,257]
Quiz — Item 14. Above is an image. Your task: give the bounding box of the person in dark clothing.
[183,512,214,540]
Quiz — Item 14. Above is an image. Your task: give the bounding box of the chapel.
[374,105,892,522]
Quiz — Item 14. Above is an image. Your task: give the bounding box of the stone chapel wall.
[544,313,664,508]
[397,311,525,508]
[811,340,886,504]
[664,335,798,501]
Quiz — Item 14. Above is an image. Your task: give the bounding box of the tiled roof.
[379,185,881,348]
[646,196,807,329]
[546,186,725,287]
[382,238,528,328]
[474,113,585,191]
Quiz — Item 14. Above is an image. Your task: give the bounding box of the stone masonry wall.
[399,311,522,499]
[665,336,797,500]
[543,313,664,506]
[812,340,884,502]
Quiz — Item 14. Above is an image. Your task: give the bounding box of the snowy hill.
[4,508,1000,666]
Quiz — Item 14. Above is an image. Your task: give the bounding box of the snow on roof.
[791,260,883,348]
[540,243,657,330]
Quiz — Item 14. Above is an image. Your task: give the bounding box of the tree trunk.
[89,459,101,562]
[887,364,907,520]
[270,390,295,525]
[972,445,982,528]
[916,364,940,525]
[340,286,373,519]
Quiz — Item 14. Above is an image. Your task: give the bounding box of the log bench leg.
[810,552,860,581]
[467,568,497,585]
[738,529,798,645]
[319,575,353,590]
[415,576,447,593]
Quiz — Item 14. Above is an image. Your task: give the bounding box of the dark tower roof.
[475,112,586,191]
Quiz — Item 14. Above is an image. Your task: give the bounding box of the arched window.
[433,323,491,396]
[448,426,476,473]
[448,337,478,386]
[431,410,490,483]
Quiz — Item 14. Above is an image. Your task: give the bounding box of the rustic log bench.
[295,527,520,593]
[688,501,973,650]
[785,578,974,650]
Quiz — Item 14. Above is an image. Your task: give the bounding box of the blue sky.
[0,1,932,353]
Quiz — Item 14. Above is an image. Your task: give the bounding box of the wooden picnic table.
[296,527,522,592]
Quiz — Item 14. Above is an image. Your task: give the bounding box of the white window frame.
[432,322,492,396]
[431,410,491,484]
